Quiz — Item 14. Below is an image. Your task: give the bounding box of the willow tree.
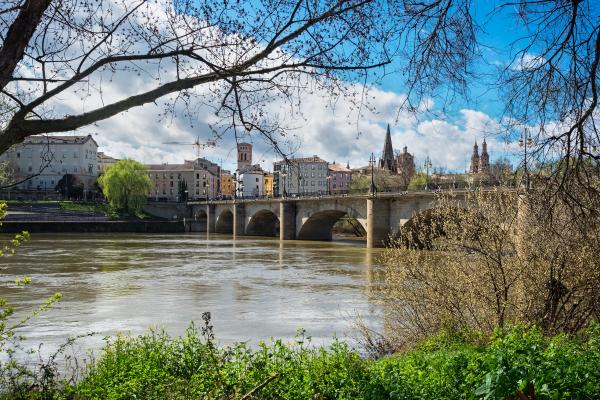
[98,159,151,215]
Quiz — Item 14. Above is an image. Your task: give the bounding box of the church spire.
[379,124,397,173]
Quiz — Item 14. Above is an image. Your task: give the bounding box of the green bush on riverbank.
[8,322,596,400]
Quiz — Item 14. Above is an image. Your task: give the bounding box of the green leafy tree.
[98,159,151,216]
[408,172,428,191]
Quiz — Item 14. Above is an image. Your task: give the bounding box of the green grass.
[57,202,151,219]
[4,323,598,399]
[58,201,113,214]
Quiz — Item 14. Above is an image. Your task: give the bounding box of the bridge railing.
[187,182,516,204]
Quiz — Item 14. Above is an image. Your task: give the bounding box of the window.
[196,189,199,195]
[255,178,259,182]
[196,173,200,179]
[74,167,78,173]
[74,152,78,158]
[169,189,173,195]
[311,181,315,186]
[28,165,32,172]
[170,181,174,187]
[16,152,20,158]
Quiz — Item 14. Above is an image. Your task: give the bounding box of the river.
[0,233,383,360]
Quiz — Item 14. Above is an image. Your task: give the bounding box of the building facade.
[263,173,274,197]
[328,162,352,194]
[0,134,99,194]
[220,170,234,197]
[236,164,264,198]
[273,155,328,196]
[147,158,220,201]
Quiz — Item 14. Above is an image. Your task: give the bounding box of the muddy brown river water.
[0,233,383,359]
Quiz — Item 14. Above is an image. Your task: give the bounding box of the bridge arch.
[194,209,208,232]
[245,209,279,237]
[215,209,234,234]
[297,206,367,241]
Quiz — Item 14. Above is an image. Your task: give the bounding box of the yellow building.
[220,170,234,197]
[263,173,274,198]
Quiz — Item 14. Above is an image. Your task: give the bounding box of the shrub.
[378,189,600,346]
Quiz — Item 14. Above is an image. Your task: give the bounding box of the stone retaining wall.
[0,220,185,233]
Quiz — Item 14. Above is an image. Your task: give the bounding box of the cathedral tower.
[379,124,397,173]
[478,139,490,174]
[469,141,479,174]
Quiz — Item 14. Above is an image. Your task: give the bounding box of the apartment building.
[273,155,328,196]
[147,158,220,201]
[328,162,352,194]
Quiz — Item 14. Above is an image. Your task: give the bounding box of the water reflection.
[0,233,383,356]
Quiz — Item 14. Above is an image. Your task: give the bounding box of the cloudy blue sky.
[60,1,531,173]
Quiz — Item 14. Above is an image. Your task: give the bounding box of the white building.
[0,134,99,193]
[236,164,265,198]
[273,155,328,196]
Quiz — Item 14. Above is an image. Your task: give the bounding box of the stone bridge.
[187,192,455,248]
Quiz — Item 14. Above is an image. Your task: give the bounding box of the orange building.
[220,170,234,197]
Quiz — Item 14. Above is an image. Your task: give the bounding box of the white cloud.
[22,0,514,173]
[48,75,513,173]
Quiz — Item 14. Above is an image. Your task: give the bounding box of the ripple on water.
[0,232,384,357]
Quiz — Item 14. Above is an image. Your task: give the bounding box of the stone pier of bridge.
[188,192,441,248]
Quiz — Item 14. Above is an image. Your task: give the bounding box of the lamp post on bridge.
[281,171,287,198]
[424,156,432,190]
[519,128,534,191]
[369,152,377,196]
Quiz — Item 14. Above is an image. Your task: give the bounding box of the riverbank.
[0,220,185,233]
[1,201,183,233]
[3,322,599,399]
